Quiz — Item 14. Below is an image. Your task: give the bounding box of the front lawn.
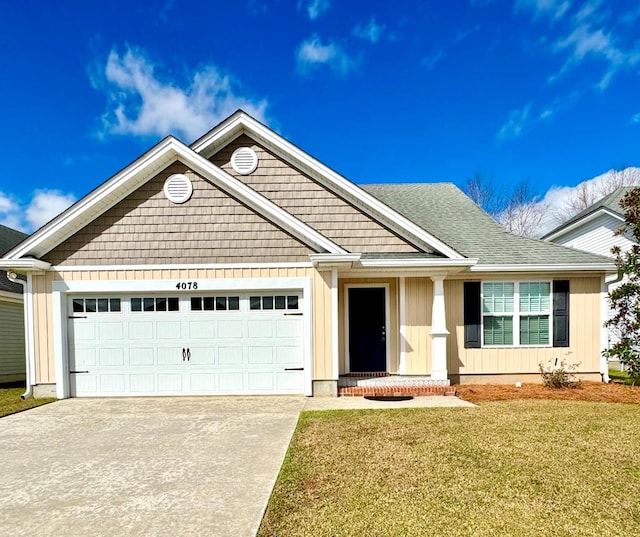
[0,386,55,418]
[259,401,640,537]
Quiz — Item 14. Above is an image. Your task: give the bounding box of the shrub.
[538,358,581,389]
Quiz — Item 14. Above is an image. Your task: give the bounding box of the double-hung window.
[482,281,551,346]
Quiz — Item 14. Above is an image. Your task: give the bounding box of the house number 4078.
[176,281,198,290]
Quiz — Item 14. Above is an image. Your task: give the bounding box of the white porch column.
[430,274,449,381]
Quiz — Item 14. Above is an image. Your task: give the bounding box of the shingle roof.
[0,224,28,295]
[542,186,634,239]
[361,183,612,265]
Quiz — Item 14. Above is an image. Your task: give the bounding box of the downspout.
[7,272,33,399]
[601,272,624,384]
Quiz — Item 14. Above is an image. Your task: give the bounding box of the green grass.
[259,401,640,537]
[609,368,636,385]
[0,386,55,418]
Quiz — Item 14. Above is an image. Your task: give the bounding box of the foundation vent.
[163,174,193,204]
[231,147,259,175]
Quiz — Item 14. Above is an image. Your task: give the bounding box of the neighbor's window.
[482,282,550,346]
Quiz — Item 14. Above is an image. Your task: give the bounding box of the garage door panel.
[189,347,216,365]
[218,347,243,365]
[275,346,302,364]
[218,372,244,392]
[189,321,215,339]
[74,348,97,367]
[98,322,124,340]
[129,374,154,393]
[99,348,125,367]
[128,322,153,340]
[218,320,243,338]
[248,347,274,364]
[189,373,217,392]
[158,374,183,392]
[247,320,273,338]
[73,323,97,341]
[156,321,182,339]
[73,374,97,394]
[248,372,274,391]
[276,319,302,338]
[129,348,154,366]
[157,348,183,365]
[100,374,125,393]
[277,371,304,391]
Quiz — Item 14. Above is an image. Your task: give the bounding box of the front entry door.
[348,287,386,372]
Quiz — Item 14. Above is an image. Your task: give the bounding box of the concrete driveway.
[0,397,305,537]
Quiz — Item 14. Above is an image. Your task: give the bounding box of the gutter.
[7,272,33,399]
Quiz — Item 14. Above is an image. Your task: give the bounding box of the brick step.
[338,385,456,397]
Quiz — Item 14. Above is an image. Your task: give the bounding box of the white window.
[72,297,121,313]
[482,281,551,347]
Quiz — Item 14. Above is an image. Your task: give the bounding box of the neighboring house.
[0,224,28,384]
[543,187,636,370]
[0,111,615,399]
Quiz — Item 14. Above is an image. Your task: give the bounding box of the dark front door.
[348,287,386,373]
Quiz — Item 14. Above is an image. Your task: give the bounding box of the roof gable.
[3,136,346,261]
[191,110,465,259]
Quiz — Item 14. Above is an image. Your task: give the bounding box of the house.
[0,224,28,384]
[0,111,615,399]
[543,186,636,371]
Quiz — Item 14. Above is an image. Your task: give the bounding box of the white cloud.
[422,50,446,70]
[497,104,533,140]
[296,35,355,76]
[516,0,571,21]
[631,113,640,124]
[352,17,385,43]
[502,167,640,237]
[93,47,268,141]
[0,190,76,233]
[298,0,330,20]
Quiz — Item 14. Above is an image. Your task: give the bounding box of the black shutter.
[464,282,481,348]
[553,280,570,347]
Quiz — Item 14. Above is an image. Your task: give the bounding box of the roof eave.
[542,208,624,242]
[471,263,616,273]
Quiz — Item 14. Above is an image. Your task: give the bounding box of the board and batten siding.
[0,300,25,379]
[30,268,334,385]
[338,278,399,374]
[445,276,602,376]
[552,213,632,258]
[403,278,433,375]
[44,161,313,267]
[210,135,420,254]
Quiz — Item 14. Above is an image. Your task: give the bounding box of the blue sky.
[1,0,640,233]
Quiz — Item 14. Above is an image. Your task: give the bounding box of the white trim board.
[53,262,314,272]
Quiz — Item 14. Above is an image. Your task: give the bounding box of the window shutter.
[464,282,481,348]
[553,280,570,347]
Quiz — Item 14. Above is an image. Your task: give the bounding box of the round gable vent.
[163,174,193,204]
[231,147,259,175]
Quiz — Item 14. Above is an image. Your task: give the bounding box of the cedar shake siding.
[43,162,314,266]
[210,135,421,254]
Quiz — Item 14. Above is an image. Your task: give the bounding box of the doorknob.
[182,348,186,361]
[187,348,191,362]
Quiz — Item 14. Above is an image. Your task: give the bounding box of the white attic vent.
[163,174,193,204]
[231,147,259,175]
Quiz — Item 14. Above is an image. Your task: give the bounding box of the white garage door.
[68,292,305,397]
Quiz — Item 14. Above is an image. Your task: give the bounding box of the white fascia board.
[544,208,624,242]
[0,258,52,272]
[359,258,477,268]
[170,143,346,255]
[193,113,465,260]
[471,263,616,272]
